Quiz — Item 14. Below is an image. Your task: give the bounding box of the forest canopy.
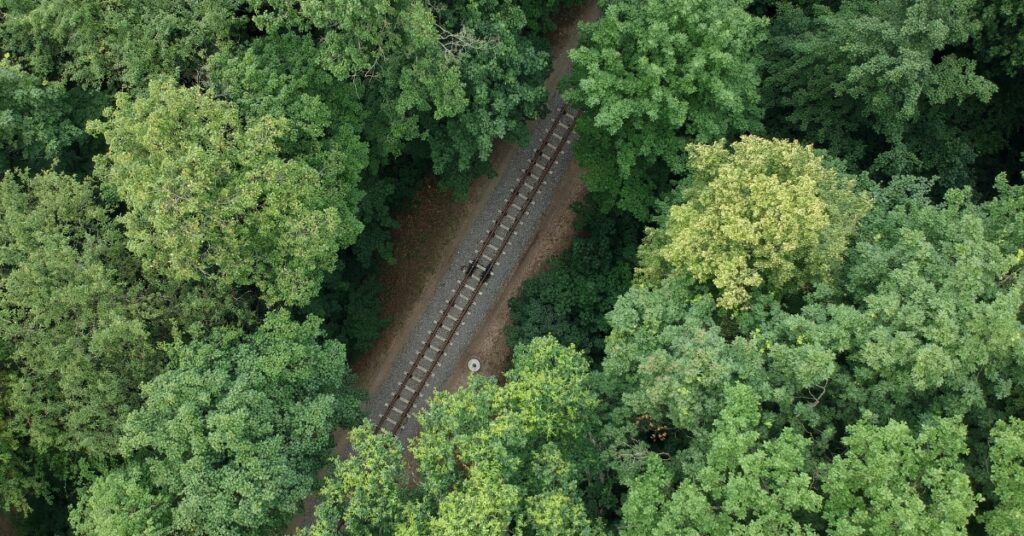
[2,0,1023,534]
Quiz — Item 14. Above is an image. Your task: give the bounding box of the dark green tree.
[507,203,641,359]
[0,60,83,170]
[0,170,161,494]
[763,0,997,185]
[0,0,245,88]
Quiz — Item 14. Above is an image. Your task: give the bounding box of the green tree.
[424,0,548,194]
[0,60,83,170]
[0,169,161,487]
[206,32,367,172]
[619,383,822,536]
[821,416,980,535]
[507,204,641,359]
[300,424,410,536]
[89,78,364,306]
[0,0,244,88]
[305,337,607,535]
[830,179,1024,425]
[763,0,997,184]
[646,137,871,310]
[984,417,1024,536]
[598,165,1023,532]
[566,0,766,218]
[976,0,1024,74]
[71,311,362,536]
[518,0,584,33]
[254,0,465,168]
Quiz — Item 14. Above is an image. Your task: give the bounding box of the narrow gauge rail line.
[375,104,578,435]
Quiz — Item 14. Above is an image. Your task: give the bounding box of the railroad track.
[375,103,579,435]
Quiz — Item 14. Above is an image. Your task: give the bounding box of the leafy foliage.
[763,0,998,184]
[566,0,766,217]
[0,170,162,493]
[619,383,821,535]
[976,0,1024,74]
[425,0,549,194]
[0,60,84,170]
[596,157,1023,533]
[821,416,980,535]
[90,78,365,307]
[985,417,1024,535]
[71,312,362,535]
[644,137,870,309]
[304,337,608,535]
[507,203,641,359]
[0,0,244,88]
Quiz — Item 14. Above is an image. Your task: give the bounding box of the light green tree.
[649,136,871,310]
[566,0,766,217]
[89,78,364,306]
[304,337,607,535]
[300,424,410,536]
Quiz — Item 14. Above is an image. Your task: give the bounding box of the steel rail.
[375,104,578,435]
